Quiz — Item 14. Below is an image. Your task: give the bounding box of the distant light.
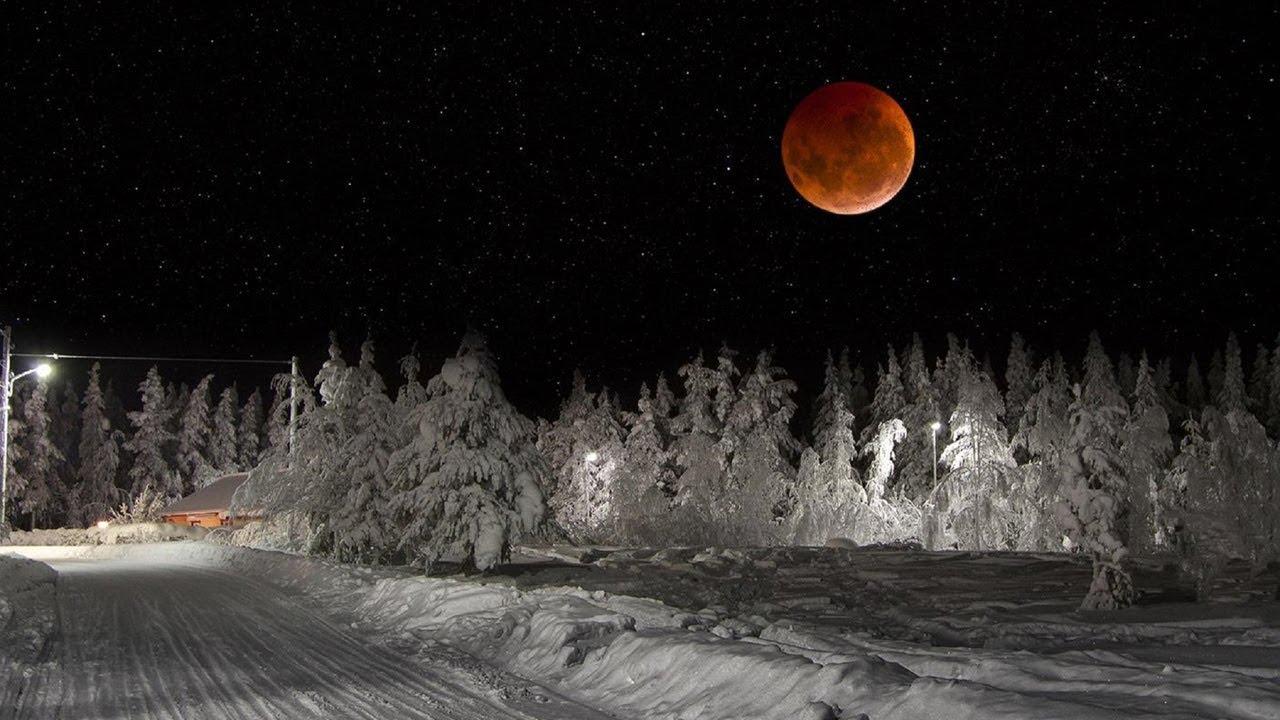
[929,421,941,432]
[584,451,600,463]
[96,520,109,530]
[35,363,52,379]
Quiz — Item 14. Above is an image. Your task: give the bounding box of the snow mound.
[0,554,58,667]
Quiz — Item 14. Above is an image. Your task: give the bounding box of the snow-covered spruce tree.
[721,350,799,545]
[261,375,291,461]
[930,366,1016,550]
[1268,340,1280,438]
[860,345,906,450]
[612,383,678,544]
[1162,407,1278,600]
[711,343,741,427]
[537,369,595,508]
[668,351,729,544]
[862,418,906,506]
[3,386,29,526]
[1055,333,1134,610]
[838,347,871,434]
[897,334,942,497]
[1184,355,1206,414]
[315,331,349,406]
[1217,333,1248,414]
[653,372,677,422]
[208,385,240,474]
[329,340,400,563]
[1208,349,1225,404]
[1248,342,1270,415]
[386,332,547,572]
[792,359,866,545]
[176,374,214,493]
[50,380,81,520]
[552,388,627,542]
[1121,352,1172,555]
[1153,356,1182,418]
[1004,333,1034,439]
[396,346,429,413]
[934,334,970,418]
[1011,356,1074,550]
[14,380,66,528]
[237,388,263,470]
[125,366,180,499]
[75,363,124,525]
[230,371,320,523]
[810,351,846,443]
[1117,352,1137,398]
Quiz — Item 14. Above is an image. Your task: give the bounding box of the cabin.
[160,472,253,528]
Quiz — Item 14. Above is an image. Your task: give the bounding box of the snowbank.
[22,542,1271,719]
[0,554,58,670]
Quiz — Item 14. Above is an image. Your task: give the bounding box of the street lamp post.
[929,421,942,487]
[0,326,53,531]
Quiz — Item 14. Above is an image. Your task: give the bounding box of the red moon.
[782,81,915,215]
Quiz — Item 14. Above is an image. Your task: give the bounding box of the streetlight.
[929,421,942,487]
[1,353,54,530]
[584,451,600,464]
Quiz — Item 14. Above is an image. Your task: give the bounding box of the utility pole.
[1,326,11,531]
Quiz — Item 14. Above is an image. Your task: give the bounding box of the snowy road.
[8,554,606,720]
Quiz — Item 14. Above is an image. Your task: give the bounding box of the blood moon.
[781,81,915,215]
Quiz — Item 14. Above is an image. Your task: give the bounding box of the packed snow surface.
[0,544,605,720]
[3,542,1279,719]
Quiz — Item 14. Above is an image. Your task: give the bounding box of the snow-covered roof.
[161,473,250,516]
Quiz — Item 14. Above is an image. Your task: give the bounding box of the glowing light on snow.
[35,363,52,379]
[96,520,110,530]
[584,451,600,464]
[929,421,941,432]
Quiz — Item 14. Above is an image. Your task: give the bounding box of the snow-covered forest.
[7,330,1280,608]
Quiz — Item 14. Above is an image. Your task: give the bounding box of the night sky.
[4,4,1278,414]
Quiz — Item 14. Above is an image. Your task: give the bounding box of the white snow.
[7,541,1275,719]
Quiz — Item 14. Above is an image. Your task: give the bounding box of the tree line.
[6,329,1280,608]
[3,363,287,528]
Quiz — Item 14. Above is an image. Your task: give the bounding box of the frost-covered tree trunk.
[1055,333,1134,610]
[125,367,180,499]
[387,332,547,572]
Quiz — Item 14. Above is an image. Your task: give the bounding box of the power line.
[11,352,291,366]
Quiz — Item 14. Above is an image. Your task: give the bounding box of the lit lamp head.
[584,451,600,464]
[35,363,53,379]
[929,421,941,433]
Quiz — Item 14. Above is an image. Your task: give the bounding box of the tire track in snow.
[9,556,606,720]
